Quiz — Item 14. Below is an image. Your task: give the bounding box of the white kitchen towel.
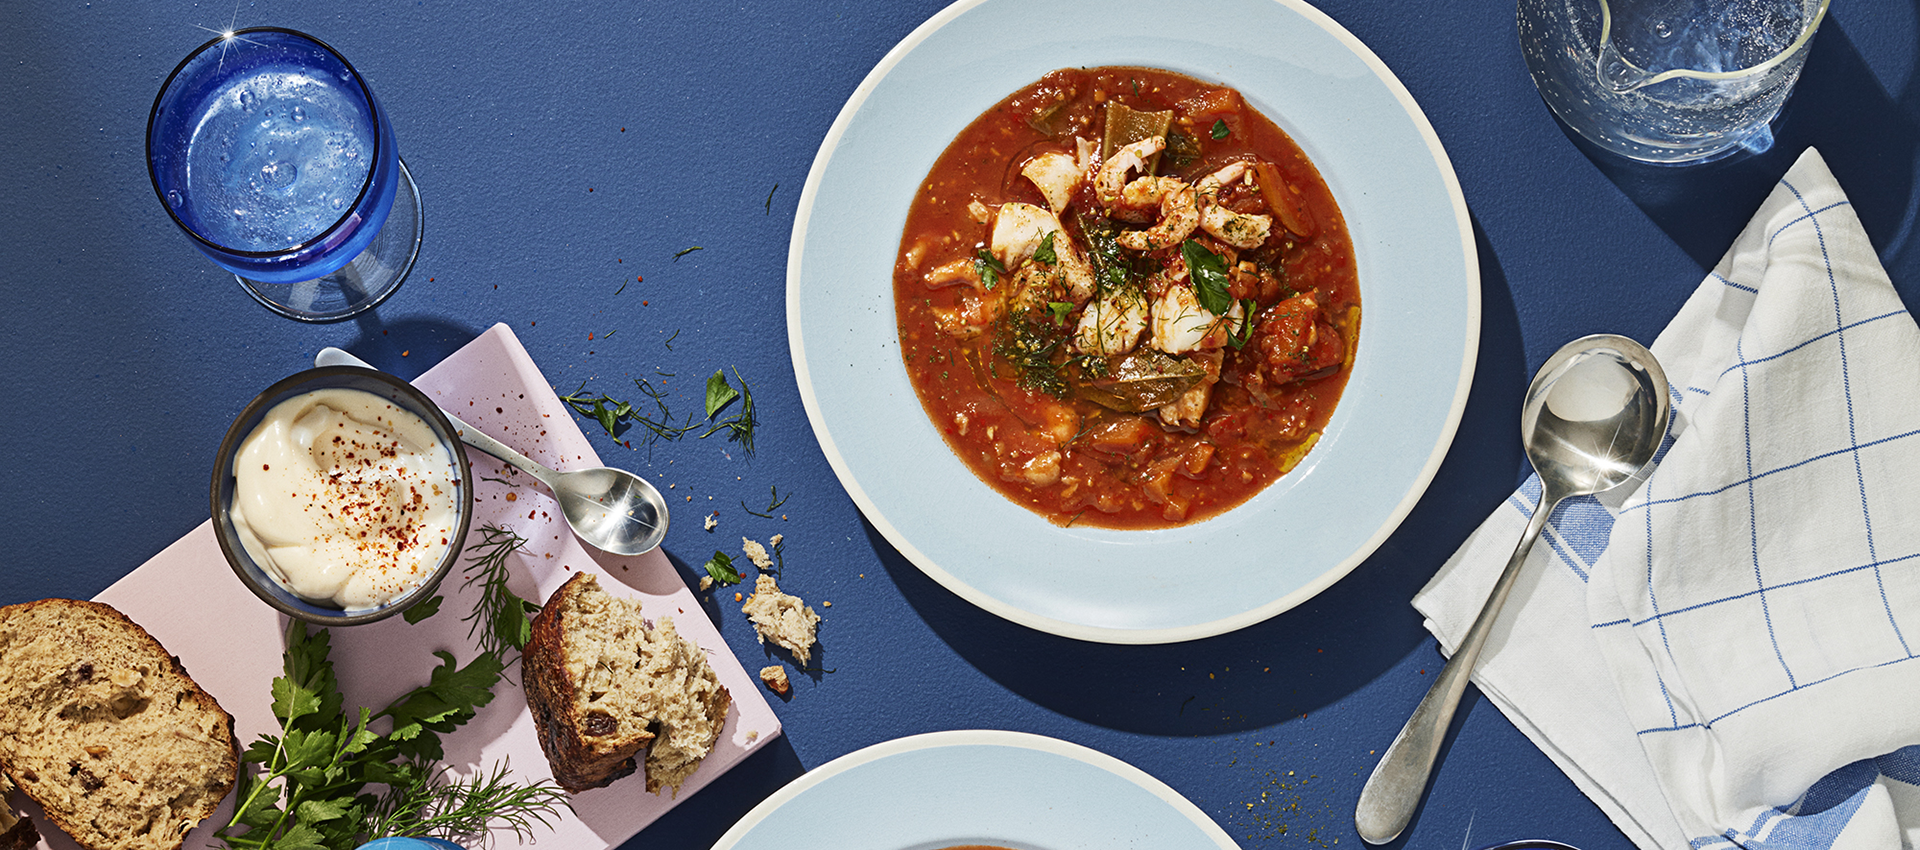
[1414,147,1920,850]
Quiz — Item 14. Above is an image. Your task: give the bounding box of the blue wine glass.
[147,27,421,322]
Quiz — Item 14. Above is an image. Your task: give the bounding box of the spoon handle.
[1354,490,1563,845]
[313,347,559,484]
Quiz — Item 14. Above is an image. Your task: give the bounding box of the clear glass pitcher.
[1518,0,1830,164]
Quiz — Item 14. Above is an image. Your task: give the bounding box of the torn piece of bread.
[757,665,789,696]
[0,599,238,850]
[524,573,731,795]
[0,775,40,850]
[740,574,820,665]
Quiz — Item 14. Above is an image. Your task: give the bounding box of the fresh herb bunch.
[217,524,567,850]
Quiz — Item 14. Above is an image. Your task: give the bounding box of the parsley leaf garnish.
[1047,301,1073,326]
[1227,298,1259,350]
[558,388,632,438]
[703,550,742,585]
[1211,118,1230,140]
[1182,239,1233,315]
[975,249,1008,290]
[704,369,740,418]
[1034,231,1059,265]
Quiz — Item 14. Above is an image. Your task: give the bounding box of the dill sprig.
[366,759,569,842]
[460,525,542,661]
[741,484,788,519]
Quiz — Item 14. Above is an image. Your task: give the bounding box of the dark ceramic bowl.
[211,366,471,626]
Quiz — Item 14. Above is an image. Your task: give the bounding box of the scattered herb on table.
[741,484,789,519]
[701,367,757,454]
[674,246,703,260]
[216,525,567,849]
[703,550,741,586]
[765,184,778,214]
[559,385,632,437]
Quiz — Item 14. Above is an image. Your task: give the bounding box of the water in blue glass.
[176,66,373,253]
[150,29,402,287]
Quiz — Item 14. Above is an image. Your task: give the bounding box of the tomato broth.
[893,67,1359,528]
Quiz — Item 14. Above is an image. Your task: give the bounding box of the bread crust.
[523,573,731,795]
[524,574,649,792]
[0,599,239,850]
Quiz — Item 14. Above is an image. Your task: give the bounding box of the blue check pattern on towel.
[1415,149,1920,850]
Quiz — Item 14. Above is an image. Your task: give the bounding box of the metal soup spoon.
[1354,334,1669,845]
[315,347,670,555]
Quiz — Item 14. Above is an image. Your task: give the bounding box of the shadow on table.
[329,310,485,379]
[1566,12,1920,278]
[876,215,1530,737]
[629,734,807,850]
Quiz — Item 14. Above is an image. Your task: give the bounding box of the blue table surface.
[6,1,1919,849]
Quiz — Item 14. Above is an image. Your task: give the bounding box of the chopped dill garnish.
[1077,213,1152,298]
[765,183,778,214]
[674,246,703,260]
[993,310,1073,398]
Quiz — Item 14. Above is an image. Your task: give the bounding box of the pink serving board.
[58,323,781,850]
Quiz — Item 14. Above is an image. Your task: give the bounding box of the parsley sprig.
[217,525,567,850]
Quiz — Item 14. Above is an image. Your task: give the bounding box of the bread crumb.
[740,574,821,665]
[698,575,713,591]
[703,513,717,532]
[758,665,790,696]
[822,601,831,608]
[771,533,784,547]
[741,537,773,570]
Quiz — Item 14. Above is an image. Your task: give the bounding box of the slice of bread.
[0,599,238,850]
[523,573,731,795]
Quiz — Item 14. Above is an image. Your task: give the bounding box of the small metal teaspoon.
[1355,334,1670,845]
[315,347,670,555]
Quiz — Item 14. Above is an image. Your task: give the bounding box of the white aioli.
[230,388,461,610]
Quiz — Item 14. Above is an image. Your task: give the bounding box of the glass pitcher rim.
[1597,0,1831,91]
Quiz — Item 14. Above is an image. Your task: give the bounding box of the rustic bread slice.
[523,573,731,795]
[0,599,238,850]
